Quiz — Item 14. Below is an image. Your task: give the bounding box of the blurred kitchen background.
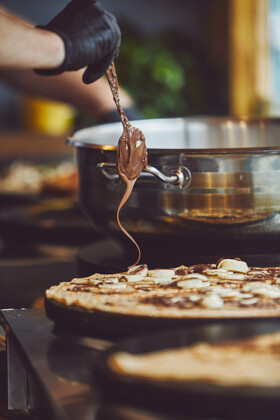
[0,0,280,135]
[0,0,279,135]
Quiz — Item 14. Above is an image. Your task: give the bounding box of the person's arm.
[0,68,133,117]
[0,8,65,70]
[0,1,121,84]
[0,5,136,119]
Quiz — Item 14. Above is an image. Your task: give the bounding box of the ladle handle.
[97,163,191,189]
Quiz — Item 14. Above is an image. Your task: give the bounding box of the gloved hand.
[34,0,121,84]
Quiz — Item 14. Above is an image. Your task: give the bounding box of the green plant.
[116,29,204,118]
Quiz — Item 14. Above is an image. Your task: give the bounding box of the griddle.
[45,296,280,340]
[96,321,280,419]
[48,238,280,340]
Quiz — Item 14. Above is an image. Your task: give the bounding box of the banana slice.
[216,272,245,281]
[204,268,244,280]
[127,264,148,277]
[189,295,202,302]
[205,287,240,298]
[239,293,254,299]
[177,279,210,289]
[147,269,175,279]
[119,274,145,283]
[70,277,102,285]
[102,277,119,284]
[248,270,268,275]
[98,283,127,290]
[201,294,224,309]
[182,273,209,282]
[120,265,148,282]
[243,282,280,298]
[240,297,259,305]
[203,269,228,276]
[144,277,175,285]
[78,273,120,284]
[217,259,249,273]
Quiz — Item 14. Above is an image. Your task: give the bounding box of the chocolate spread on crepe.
[106,64,148,267]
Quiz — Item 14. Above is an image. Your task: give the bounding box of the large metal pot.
[67,117,280,254]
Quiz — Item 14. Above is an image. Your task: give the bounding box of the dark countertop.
[2,309,280,420]
[1,308,110,420]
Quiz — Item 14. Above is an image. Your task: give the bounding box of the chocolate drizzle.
[187,264,212,274]
[106,64,148,268]
[141,296,194,309]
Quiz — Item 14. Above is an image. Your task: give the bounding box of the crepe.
[45,258,280,319]
[109,331,280,388]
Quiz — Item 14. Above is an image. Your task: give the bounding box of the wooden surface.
[229,0,270,115]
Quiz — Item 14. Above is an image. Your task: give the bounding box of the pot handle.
[97,163,191,189]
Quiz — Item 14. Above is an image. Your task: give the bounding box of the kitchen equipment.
[67,117,280,255]
[2,309,280,420]
[45,295,280,340]
[1,309,100,420]
[96,321,280,420]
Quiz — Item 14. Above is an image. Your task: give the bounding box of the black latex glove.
[34,0,121,84]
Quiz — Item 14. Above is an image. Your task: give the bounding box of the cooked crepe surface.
[46,259,280,318]
[46,258,280,388]
[109,331,280,388]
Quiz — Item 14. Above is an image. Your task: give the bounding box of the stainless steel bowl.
[67,117,280,251]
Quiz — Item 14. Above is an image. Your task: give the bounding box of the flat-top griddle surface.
[45,296,280,340]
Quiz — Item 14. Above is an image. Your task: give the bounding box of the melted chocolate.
[174,266,188,276]
[69,285,93,292]
[174,264,212,276]
[130,264,147,273]
[106,64,148,268]
[187,264,212,273]
[141,296,193,309]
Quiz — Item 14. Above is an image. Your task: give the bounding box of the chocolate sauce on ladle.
[106,64,148,267]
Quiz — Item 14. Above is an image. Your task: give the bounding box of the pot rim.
[66,116,280,154]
